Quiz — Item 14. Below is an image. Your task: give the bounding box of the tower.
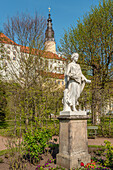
[45,8,56,54]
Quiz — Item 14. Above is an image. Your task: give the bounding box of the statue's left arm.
[79,65,91,83]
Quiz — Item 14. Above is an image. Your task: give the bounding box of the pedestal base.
[57,152,91,169]
[56,114,91,169]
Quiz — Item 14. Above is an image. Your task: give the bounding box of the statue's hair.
[71,53,79,60]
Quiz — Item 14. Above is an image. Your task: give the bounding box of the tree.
[3,12,46,85]
[1,12,63,130]
[0,80,7,121]
[1,12,47,126]
[59,0,113,124]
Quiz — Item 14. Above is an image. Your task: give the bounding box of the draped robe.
[65,61,86,107]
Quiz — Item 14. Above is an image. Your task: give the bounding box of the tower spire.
[45,8,56,53]
[45,8,55,42]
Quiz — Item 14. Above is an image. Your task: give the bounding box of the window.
[7,56,10,60]
[13,57,15,60]
[54,67,57,70]
[12,46,17,51]
[6,50,10,54]
[45,60,48,66]
[50,64,52,69]
[1,55,4,59]
[13,51,16,55]
[7,45,10,49]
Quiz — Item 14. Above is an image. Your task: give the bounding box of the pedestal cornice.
[58,115,90,120]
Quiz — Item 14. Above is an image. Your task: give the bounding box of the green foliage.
[98,116,113,137]
[103,140,113,167]
[59,0,113,124]
[0,81,7,121]
[22,124,52,162]
[0,158,4,163]
[91,140,113,168]
[35,158,111,170]
[94,147,105,156]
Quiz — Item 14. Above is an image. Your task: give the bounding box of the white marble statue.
[63,53,91,112]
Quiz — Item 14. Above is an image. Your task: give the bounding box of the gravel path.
[0,136,113,151]
[88,137,113,146]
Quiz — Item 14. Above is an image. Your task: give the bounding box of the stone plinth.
[60,110,86,116]
[56,113,91,169]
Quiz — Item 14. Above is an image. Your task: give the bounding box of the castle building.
[0,10,66,85]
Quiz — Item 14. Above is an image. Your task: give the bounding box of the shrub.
[22,126,52,162]
[103,140,113,167]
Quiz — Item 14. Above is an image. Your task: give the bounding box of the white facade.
[0,34,66,84]
[0,43,21,80]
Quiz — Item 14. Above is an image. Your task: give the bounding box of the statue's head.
[71,53,79,62]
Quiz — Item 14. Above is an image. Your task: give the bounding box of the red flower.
[81,162,84,166]
[90,166,94,168]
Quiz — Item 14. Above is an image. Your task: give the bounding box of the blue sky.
[0,0,101,49]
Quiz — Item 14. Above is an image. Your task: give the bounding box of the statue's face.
[73,54,79,62]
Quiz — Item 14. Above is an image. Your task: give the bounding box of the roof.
[43,51,66,61]
[0,33,66,61]
[20,46,66,61]
[0,33,18,45]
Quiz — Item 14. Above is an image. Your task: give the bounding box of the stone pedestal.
[56,112,91,169]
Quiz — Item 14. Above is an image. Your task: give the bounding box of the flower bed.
[35,159,112,170]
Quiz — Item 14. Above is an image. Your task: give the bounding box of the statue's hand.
[86,79,91,83]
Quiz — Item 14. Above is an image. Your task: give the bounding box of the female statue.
[63,53,91,111]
